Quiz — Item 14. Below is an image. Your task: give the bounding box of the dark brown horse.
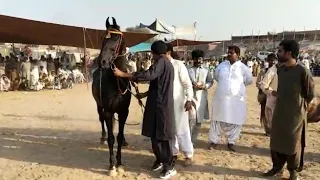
[92,17,132,176]
[298,93,320,172]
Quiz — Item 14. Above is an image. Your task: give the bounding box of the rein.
[99,28,145,111]
[107,29,129,95]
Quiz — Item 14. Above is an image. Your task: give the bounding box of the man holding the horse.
[263,40,315,180]
[113,40,177,179]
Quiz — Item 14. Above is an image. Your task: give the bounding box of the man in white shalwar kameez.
[166,44,194,167]
[208,45,253,152]
[188,50,214,144]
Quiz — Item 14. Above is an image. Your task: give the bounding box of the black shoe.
[227,143,236,152]
[159,168,177,179]
[262,168,283,177]
[151,160,163,171]
[289,171,299,180]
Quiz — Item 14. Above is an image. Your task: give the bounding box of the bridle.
[97,28,145,123]
[100,28,129,96]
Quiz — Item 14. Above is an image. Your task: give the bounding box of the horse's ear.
[105,17,110,29]
[112,17,117,26]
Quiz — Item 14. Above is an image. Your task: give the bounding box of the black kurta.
[133,56,175,140]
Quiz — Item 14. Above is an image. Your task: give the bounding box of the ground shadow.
[0,127,157,178]
[242,124,262,129]
[1,113,143,127]
[1,113,70,121]
[195,137,320,165]
[0,127,272,179]
[241,131,267,137]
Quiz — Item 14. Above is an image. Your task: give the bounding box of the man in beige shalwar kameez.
[260,53,278,135]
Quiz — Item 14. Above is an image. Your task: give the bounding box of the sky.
[1,0,320,41]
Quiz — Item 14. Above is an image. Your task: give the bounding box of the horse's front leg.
[105,112,117,176]
[116,108,129,174]
[97,106,106,145]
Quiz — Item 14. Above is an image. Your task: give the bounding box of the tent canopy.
[0,14,157,49]
[168,39,213,46]
[140,19,175,34]
[129,42,152,53]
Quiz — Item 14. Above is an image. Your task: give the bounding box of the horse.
[92,17,133,176]
[297,93,320,172]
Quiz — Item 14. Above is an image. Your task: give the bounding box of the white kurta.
[211,60,253,125]
[171,58,194,135]
[38,60,47,70]
[30,64,39,88]
[247,60,254,73]
[188,66,214,123]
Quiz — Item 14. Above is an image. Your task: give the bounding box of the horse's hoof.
[117,165,125,174]
[100,138,107,145]
[108,167,118,177]
[122,141,129,147]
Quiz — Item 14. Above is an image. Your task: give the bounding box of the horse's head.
[98,17,127,71]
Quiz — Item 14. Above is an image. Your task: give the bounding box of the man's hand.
[198,84,206,90]
[271,90,277,97]
[192,83,199,88]
[113,67,124,77]
[185,101,192,111]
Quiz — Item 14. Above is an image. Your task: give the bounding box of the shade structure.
[169,39,213,46]
[0,14,157,49]
[129,42,152,53]
[139,19,175,34]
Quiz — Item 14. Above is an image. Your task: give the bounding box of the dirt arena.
[0,79,319,180]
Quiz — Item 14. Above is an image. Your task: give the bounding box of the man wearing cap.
[113,40,176,179]
[187,50,214,144]
[166,43,194,167]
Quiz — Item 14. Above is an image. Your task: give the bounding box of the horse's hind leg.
[97,106,106,145]
[105,111,117,176]
[115,108,129,173]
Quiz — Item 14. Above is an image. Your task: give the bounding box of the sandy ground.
[0,78,319,180]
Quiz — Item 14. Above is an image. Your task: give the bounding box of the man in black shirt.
[113,40,176,179]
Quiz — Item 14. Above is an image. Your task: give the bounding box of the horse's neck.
[114,57,128,72]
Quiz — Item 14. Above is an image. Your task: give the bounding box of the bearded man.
[263,40,314,180]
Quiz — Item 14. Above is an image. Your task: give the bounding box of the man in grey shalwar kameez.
[113,40,176,179]
[187,50,214,144]
[263,40,314,180]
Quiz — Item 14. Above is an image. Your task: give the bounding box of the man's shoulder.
[296,63,310,74]
[173,59,185,66]
[235,61,248,69]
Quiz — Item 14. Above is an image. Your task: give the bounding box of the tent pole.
[83,27,89,90]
